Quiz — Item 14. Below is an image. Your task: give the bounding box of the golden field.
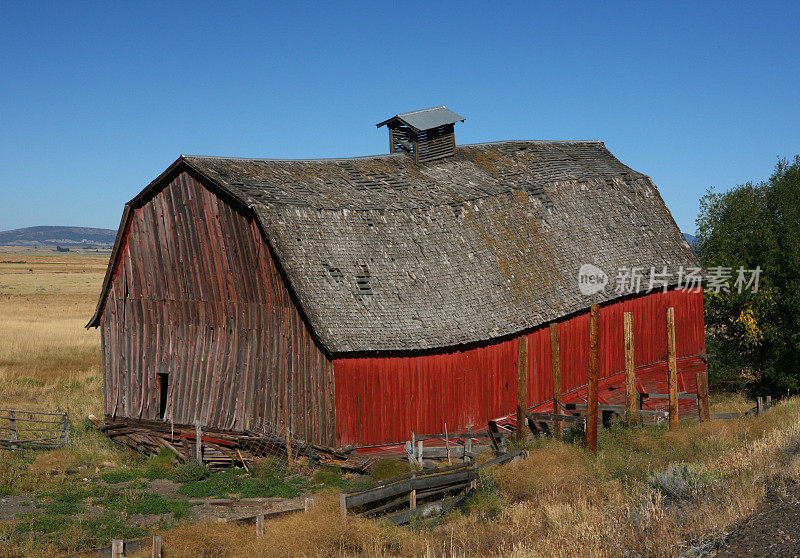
[0,249,106,424]
[1,248,799,557]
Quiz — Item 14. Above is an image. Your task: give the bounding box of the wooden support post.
[151,535,162,558]
[62,413,70,445]
[417,440,424,465]
[757,397,764,415]
[304,497,314,512]
[517,335,529,442]
[444,423,451,464]
[666,307,679,430]
[255,513,264,537]
[8,411,16,442]
[464,427,473,463]
[409,489,417,510]
[195,423,203,463]
[339,492,347,518]
[285,427,293,464]
[549,324,563,439]
[767,395,772,409]
[696,365,710,422]
[587,304,600,453]
[111,539,124,558]
[624,312,637,429]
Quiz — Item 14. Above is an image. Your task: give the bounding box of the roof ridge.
[180,139,607,164]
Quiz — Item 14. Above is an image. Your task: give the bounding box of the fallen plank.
[525,411,585,424]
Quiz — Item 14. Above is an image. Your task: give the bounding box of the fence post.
[587,304,600,453]
[696,364,711,422]
[767,395,772,409]
[256,513,264,537]
[517,335,528,442]
[304,497,314,512]
[549,324,563,439]
[111,539,124,558]
[285,427,293,464]
[444,423,451,464]
[9,411,16,442]
[339,492,348,518]
[152,534,162,558]
[624,312,637,429]
[666,307,678,430]
[465,427,473,462]
[757,397,764,415]
[195,423,203,463]
[62,413,70,446]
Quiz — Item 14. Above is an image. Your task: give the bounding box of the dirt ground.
[712,484,800,557]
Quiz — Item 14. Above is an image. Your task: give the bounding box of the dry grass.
[120,402,800,558]
[3,248,800,557]
[0,249,117,464]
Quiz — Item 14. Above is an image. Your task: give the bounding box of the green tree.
[696,156,800,394]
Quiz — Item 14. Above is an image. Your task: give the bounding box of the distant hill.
[683,233,698,247]
[0,226,116,248]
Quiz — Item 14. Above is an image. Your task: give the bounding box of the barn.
[88,107,707,449]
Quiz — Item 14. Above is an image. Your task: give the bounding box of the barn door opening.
[157,373,169,420]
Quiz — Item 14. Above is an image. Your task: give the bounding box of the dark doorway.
[157,373,169,420]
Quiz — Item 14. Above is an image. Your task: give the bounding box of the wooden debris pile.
[90,416,374,473]
[341,449,525,525]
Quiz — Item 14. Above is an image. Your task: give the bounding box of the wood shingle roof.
[90,140,699,354]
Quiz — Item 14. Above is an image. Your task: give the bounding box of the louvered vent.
[377,106,464,164]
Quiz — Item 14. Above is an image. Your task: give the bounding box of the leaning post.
[517,335,529,442]
[666,307,679,430]
[549,324,563,439]
[624,312,637,428]
[587,304,600,453]
[194,422,203,463]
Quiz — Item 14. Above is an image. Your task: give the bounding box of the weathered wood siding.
[100,171,335,445]
[333,289,706,446]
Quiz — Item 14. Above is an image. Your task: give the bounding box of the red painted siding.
[333,289,706,446]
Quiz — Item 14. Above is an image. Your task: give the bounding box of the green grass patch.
[14,512,148,552]
[101,468,140,484]
[42,498,86,515]
[178,467,313,499]
[369,458,414,482]
[101,490,192,518]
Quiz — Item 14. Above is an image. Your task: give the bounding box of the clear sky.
[1,1,798,234]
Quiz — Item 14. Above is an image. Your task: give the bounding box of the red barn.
[89,107,706,448]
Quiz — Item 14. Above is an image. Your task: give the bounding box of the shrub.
[141,448,177,480]
[171,459,210,483]
[253,457,289,480]
[647,463,726,502]
[313,466,345,487]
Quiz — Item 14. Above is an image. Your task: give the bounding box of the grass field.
[2,248,800,557]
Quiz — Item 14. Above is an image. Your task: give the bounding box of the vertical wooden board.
[666,307,679,430]
[549,323,562,438]
[587,304,600,453]
[516,336,528,441]
[624,312,637,427]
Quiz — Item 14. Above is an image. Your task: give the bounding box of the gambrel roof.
[90,140,699,353]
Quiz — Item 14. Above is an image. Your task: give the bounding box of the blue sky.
[1,1,798,234]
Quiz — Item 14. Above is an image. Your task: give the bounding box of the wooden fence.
[340,449,525,525]
[0,409,69,450]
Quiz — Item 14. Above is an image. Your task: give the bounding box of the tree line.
[696,155,800,394]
